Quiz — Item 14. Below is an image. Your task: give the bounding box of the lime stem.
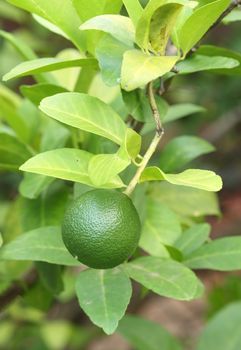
[124,81,164,196]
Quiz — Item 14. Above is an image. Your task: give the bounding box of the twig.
[208,0,241,33]
[0,269,38,311]
[124,82,164,196]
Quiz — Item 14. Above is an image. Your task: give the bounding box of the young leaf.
[80,15,135,46]
[184,237,241,271]
[7,0,85,51]
[75,268,132,334]
[196,302,241,350]
[164,103,205,123]
[20,148,124,189]
[125,256,199,300]
[121,50,178,91]
[148,182,220,217]
[0,226,79,266]
[177,0,230,55]
[159,135,215,172]
[96,34,132,86]
[20,84,68,106]
[118,315,182,350]
[177,55,239,74]
[174,223,211,256]
[87,130,138,183]
[88,151,130,187]
[3,57,98,82]
[122,0,143,26]
[0,132,32,171]
[125,128,142,160]
[140,199,182,256]
[140,167,223,192]
[39,93,127,145]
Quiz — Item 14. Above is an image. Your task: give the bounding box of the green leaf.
[125,128,142,160]
[40,119,70,152]
[135,0,194,54]
[185,237,241,271]
[177,0,231,55]
[148,182,220,217]
[122,0,143,26]
[118,315,182,350]
[140,167,223,192]
[0,132,32,171]
[19,119,69,199]
[140,199,182,257]
[20,148,124,189]
[122,89,168,123]
[19,182,69,231]
[20,84,68,106]
[3,57,98,82]
[96,34,132,86]
[39,92,127,145]
[0,234,3,248]
[196,302,241,350]
[75,268,132,334]
[223,9,241,24]
[51,49,90,91]
[159,135,215,172]
[121,50,178,91]
[0,1,26,23]
[36,262,63,295]
[0,226,79,266]
[32,14,69,39]
[0,86,30,143]
[80,15,135,46]
[19,174,54,200]
[125,256,199,300]
[137,0,186,54]
[73,0,122,21]
[0,29,36,60]
[164,103,205,123]
[174,223,211,256]
[88,150,130,187]
[7,0,85,51]
[177,55,239,74]
[197,45,241,75]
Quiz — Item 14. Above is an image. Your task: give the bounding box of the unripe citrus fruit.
[62,189,141,269]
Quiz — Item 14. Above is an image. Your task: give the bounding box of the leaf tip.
[2,73,9,82]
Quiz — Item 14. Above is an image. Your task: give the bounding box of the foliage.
[0,0,241,348]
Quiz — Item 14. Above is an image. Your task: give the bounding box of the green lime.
[62,189,141,269]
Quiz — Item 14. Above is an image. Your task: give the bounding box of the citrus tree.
[1,0,241,348]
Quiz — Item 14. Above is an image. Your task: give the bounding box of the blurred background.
[0,1,241,349]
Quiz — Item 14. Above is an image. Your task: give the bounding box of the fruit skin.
[62,189,141,269]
